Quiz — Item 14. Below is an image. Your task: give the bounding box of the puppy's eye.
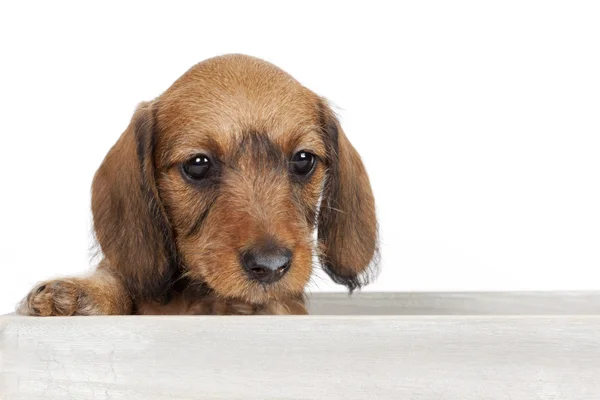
[182,154,212,180]
[291,151,316,176]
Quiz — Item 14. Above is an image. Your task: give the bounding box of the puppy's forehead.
[155,55,321,151]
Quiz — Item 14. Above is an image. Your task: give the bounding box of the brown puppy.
[17,54,378,316]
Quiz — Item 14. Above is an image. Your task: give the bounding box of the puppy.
[17,54,378,316]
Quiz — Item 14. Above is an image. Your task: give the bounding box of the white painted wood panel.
[1,292,600,399]
[307,291,600,315]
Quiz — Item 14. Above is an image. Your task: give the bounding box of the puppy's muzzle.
[241,246,292,284]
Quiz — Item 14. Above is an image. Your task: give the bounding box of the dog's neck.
[155,273,212,306]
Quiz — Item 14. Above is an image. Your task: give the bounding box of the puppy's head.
[92,54,378,304]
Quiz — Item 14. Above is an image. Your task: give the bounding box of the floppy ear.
[91,102,177,301]
[317,100,379,291]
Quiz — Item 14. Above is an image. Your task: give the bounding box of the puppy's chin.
[185,263,308,305]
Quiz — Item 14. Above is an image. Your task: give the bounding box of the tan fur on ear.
[91,102,177,301]
[317,100,379,291]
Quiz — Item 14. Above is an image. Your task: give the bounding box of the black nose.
[241,247,292,283]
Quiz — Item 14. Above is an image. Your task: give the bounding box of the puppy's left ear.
[317,99,379,291]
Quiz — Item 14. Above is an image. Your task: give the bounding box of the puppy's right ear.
[317,100,379,291]
[91,102,177,301]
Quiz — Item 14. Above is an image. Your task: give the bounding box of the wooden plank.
[2,314,600,399]
[307,291,600,315]
[2,292,600,399]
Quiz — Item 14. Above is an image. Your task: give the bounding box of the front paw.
[17,279,99,316]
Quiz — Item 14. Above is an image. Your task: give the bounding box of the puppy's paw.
[17,279,100,316]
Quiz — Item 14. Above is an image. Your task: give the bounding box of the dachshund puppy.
[17,54,378,316]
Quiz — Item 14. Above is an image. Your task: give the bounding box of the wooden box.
[2,292,599,399]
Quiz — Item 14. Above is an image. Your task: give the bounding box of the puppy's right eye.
[182,154,212,180]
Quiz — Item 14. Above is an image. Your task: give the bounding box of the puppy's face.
[92,55,377,305]
[155,61,326,302]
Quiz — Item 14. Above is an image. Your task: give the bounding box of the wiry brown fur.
[17,54,378,316]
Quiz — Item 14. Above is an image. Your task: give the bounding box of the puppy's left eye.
[290,151,316,176]
[182,154,212,180]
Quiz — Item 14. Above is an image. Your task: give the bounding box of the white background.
[1,1,599,314]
